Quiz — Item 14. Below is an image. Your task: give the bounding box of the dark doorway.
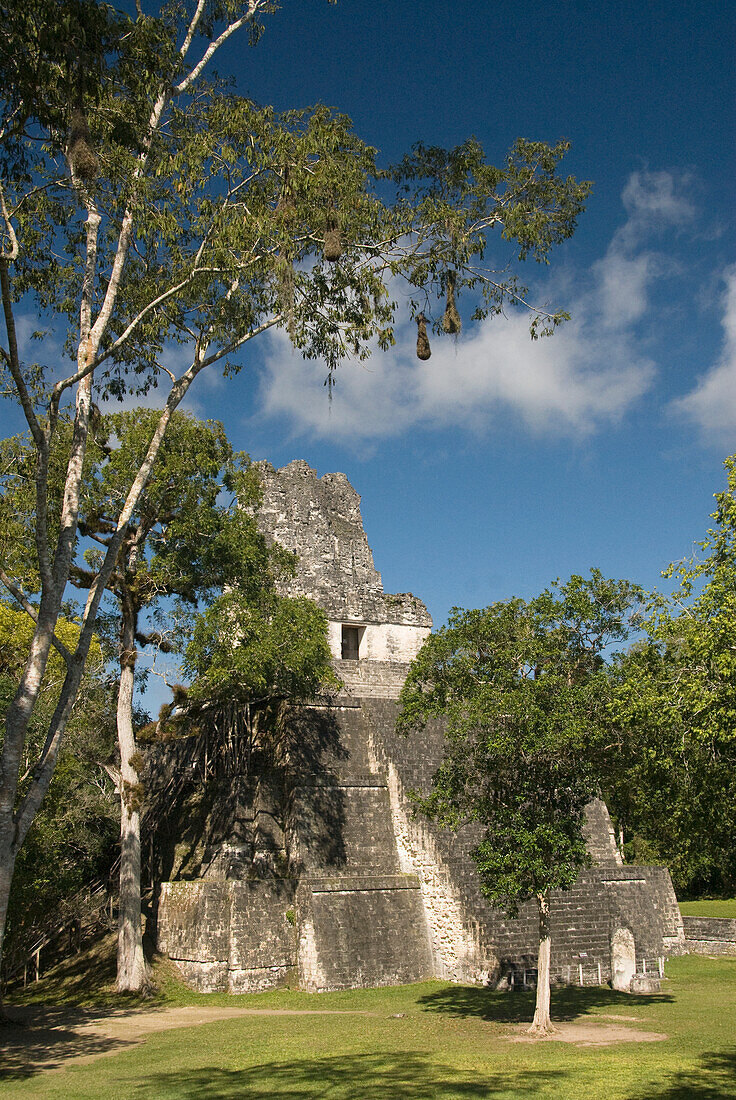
[341,625,361,660]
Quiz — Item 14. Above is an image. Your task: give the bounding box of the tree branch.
[0,260,44,449]
[178,0,207,63]
[175,2,265,94]
[201,312,282,368]
[0,568,72,665]
[0,179,19,262]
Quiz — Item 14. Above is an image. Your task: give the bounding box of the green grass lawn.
[678,897,736,918]
[2,953,736,1099]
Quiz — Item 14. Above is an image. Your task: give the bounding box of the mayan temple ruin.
[154,460,685,994]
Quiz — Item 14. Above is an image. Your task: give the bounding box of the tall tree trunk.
[528,892,556,1035]
[116,588,148,993]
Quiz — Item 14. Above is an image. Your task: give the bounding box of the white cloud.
[671,266,736,446]
[254,171,698,443]
[592,169,692,330]
[257,304,655,442]
[620,169,695,230]
[592,250,657,330]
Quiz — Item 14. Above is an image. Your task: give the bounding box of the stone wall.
[287,702,433,991]
[335,661,413,701]
[158,701,437,993]
[362,696,685,981]
[157,694,685,992]
[327,622,429,666]
[683,916,736,955]
[296,875,432,992]
[158,878,296,993]
[255,460,386,622]
[255,462,431,667]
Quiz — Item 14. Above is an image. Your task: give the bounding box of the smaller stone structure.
[683,916,736,956]
[610,927,637,991]
[255,460,432,692]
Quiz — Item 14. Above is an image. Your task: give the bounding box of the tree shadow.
[627,1048,736,1099]
[0,1007,139,1080]
[284,708,348,872]
[138,1051,566,1099]
[145,704,351,950]
[417,980,673,1025]
[5,932,118,1006]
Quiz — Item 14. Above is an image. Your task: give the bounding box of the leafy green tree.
[1,407,321,990]
[184,587,339,718]
[0,603,117,974]
[69,408,290,991]
[602,458,736,896]
[398,572,642,1033]
[0,0,591,993]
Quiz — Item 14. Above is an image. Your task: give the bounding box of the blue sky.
[4,0,735,644]
[208,0,736,625]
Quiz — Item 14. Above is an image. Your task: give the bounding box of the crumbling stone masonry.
[157,460,686,993]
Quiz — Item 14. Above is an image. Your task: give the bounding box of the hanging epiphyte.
[275,164,296,221]
[323,212,343,262]
[68,106,98,180]
[416,313,431,360]
[442,270,461,334]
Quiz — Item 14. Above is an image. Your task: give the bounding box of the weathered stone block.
[173,958,229,993]
[630,974,662,994]
[296,875,433,992]
[228,880,296,969]
[158,880,229,963]
[228,965,296,993]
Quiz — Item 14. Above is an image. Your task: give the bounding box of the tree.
[0,0,591,994]
[183,587,339,717]
[397,572,642,1034]
[0,603,117,978]
[602,458,736,896]
[2,407,322,990]
[70,408,291,991]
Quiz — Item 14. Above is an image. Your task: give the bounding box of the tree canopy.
[398,570,643,1032]
[0,602,116,977]
[69,408,285,993]
[602,457,736,896]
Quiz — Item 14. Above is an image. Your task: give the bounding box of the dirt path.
[506,1018,667,1046]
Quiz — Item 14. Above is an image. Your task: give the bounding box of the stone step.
[303,874,422,893]
[289,782,402,876]
[630,973,662,994]
[297,873,433,992]
[294,771,387,788]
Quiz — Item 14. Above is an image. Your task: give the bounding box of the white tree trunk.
[116,595,149,993]
[528,892,556,1035]
[0,6,269,996]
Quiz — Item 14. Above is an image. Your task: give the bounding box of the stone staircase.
[291,701,433,991]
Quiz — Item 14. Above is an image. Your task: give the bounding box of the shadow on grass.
[138,1052,565,1098]
[417,982,673,1024]
[0,1007,136,1080]
[5,931,118,1007]
[5,931,175,1011]
[627,1048,736,1100]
